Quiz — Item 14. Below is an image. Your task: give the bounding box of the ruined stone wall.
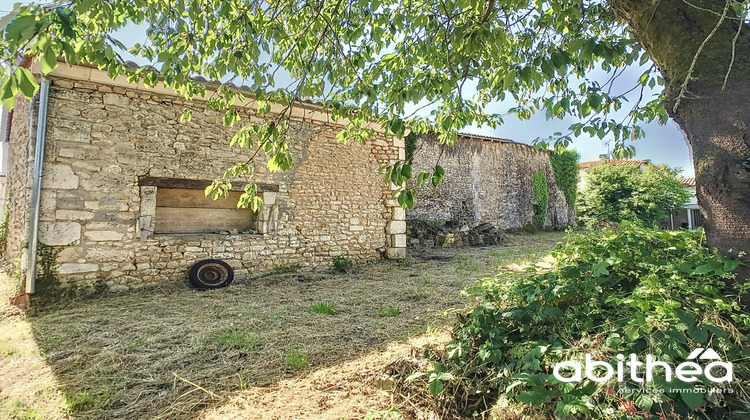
[13,74,403,288]
[409,135,573,230]
[4,97,35,263]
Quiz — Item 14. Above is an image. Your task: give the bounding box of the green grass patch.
[285,349,309,368]
[311,302,337,315]
[376,306,401,317]
[213,328,259,350]
[271,263,302,274]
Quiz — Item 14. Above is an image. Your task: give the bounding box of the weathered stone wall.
[409,135,573,230]
[5,97,35,263]
[7,71,404,288]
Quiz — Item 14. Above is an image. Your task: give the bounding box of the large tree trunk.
[609,0,750,294]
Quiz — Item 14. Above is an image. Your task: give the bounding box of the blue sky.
[2,3,694,176]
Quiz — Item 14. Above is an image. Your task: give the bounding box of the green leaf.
[592,260,610,276]
[431,165,445,187]
[40,47,59,74]
[55,7,76,39]
[517,390,556,406]
[4,15,38,42]
[1,75,18,109]
[16,67,38,98]
[680,390,704,410]
[634,392,653,411]
[674,308,696,328]
[688,325,708,343]
[694,264,713,274]
[428,380,444,396]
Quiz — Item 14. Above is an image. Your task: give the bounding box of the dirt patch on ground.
[0,232,564,419]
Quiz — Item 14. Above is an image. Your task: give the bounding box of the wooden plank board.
[154,207,254,234]
[156,188,246,210]
[139,176,279,192]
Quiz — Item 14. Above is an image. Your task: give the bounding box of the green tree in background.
[578,163,690,227]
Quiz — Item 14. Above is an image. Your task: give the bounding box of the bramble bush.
[412,224,750,419]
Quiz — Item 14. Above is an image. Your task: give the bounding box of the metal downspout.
[26,79,50,294]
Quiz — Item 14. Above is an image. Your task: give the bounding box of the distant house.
[666,177,703,230]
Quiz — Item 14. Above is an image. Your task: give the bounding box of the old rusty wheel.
[188,259,234,289]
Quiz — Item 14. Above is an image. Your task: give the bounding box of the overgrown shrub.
[332,256,354,272]
[413,224,750,419]
[532,170,548,228]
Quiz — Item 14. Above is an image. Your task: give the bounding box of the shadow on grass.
[22,232,565,419]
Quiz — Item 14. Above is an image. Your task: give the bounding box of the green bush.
[418,224,750,418]
[332,255,354,272]
[578,163,690,227]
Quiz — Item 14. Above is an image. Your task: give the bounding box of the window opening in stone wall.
[154,188,257,234]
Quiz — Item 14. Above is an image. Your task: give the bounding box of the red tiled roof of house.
[578,159,652,170]
[680,177,696,186]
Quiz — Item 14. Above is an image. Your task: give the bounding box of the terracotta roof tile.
[578,159,651,170]
[680,177,696,186]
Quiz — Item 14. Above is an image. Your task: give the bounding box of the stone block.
[84,230,124,241]
[39,221,81,245]
[262,192,277,205]
[386,221,406,234]
[103,93,130,107]
[47,118,92,144]
[87,247,133,262]
[385,247,406,259]
[40,191,56,220]
[56,210,94,220]
[392,206,405,221]
[41,164,79,190]
[57,247,83,263]
[391,234,407,248]
[58,263,99,274]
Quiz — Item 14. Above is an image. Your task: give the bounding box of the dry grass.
[0,231,564,419]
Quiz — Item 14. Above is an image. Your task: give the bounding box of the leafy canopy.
[0,0,678,203]
[578,163,691,227]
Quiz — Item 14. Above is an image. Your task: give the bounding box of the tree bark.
[608,0,750,292]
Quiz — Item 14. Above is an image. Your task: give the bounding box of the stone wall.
[5,97,35,264]
[409,135,573,230]
[6,67,405,289]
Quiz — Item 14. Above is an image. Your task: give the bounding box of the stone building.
[3,62,406,291]
[409,134,574,230]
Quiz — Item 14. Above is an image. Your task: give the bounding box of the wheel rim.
[196,263,229,286]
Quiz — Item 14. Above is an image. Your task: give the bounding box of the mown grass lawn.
[0,232,564,419]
